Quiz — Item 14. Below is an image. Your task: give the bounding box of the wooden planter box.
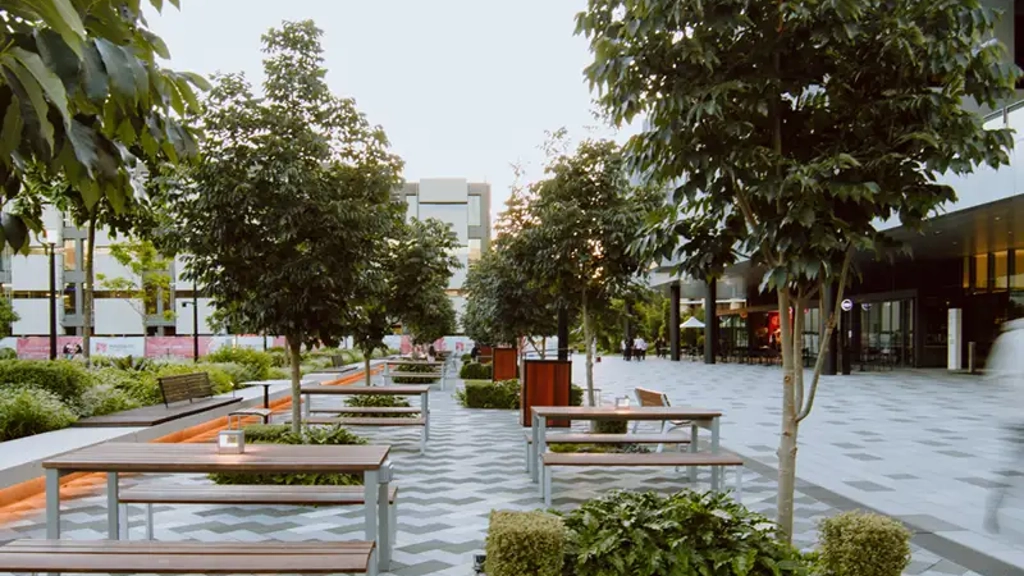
[520,359,571,428]
[492,347,518,381]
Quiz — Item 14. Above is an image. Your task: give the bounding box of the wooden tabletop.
[42,442,390,474]
[301,384,431,395]
[385,359,444,366]
[531,405,722,420]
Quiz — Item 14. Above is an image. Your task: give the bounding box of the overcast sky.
[146,0,635,221]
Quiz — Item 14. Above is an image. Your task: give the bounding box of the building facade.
[394,178,492,321]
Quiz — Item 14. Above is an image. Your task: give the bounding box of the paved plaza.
[0,362,1012,576]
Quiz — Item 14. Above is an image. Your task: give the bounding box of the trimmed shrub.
[343,394,414,418]
[205,347,273,381]
[209,424,367,485]
[204,362,259,387]
[392,362,440,384]
[594,419,627,434]
[0,386,78,441]
[570,384,583,407]
[80,385,142,417]
[486,510,565,576]
[114,364,235,406]
[562,490,807,576]
[0,348,16,360]
[267,367,290,380]
[459,361,492,380]
[817,511,911,576]
[267,347,289,367]
[461,353,473,363]
[0,360,94,408]
[457,379,519,409]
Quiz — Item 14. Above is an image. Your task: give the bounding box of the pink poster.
[17,337,84,359]
[146,336,214,359]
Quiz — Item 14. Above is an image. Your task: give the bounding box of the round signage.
[840,299,853,312]
[861,303,872,311]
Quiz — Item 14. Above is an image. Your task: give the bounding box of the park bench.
[540,451,745,507]
[118,483,398,550]
[159,372,271,424]
[382,360,447,389]
[0,539,378,575]
[301,384,431,453]
[522,431,692,473]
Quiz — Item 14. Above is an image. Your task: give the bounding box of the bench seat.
[0,539,376,574]
[385,372,442,379]
[540,451,744,506]
[304,417,426,426]
[524,432,692,444]
[228,407,274,427]
[315,407,422,415]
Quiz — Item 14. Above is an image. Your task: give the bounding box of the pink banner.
[145,336,215,359]
[17,337,82,360]
[398,336,448,355]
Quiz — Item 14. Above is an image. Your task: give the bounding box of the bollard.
[968,341,976,374]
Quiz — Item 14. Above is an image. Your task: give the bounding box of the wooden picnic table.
[528,405,724,488]
[42,442,394,571]
[300,384,431,449]
[380,359,447,389]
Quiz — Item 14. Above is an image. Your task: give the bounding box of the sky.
[146,0,636,222]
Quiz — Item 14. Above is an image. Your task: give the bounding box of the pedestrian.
[62,343,73,361]
[470,343,480,363]
[984,317,1024,533]
[427,344,437,362]
[74,343,83,359]
[655,338,664,358]
[636,336,648,361]
[622,339,630,361]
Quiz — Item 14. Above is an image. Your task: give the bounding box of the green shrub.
[300,357,333,374]
[343,394,414,418]
[562,490,807,576]
[461,353,473,363]
[0,348,16,360]
[486,510,565,576]
[594,420,627,434]
[392,362,440,384]
[205,347,273,381]
[0,386,78,441]
[817,511,911,576]
[267,347,290,367]
[549,443,648,454]
[204,362,259,387]
[80,385,142,417]
[267,367,290,380]
[114,364,235,406]
[459,361,492,380]
[0,360,94,408]
[457,379,520,409]
[570,384,583,406]
[209,424,367,486]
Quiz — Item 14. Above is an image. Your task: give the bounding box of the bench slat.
[119,484,398,505]
[543,452,743,467]
[0,540,373,574]
[525,433,691,445]
[316,407,421,414]
[229,408,274,417]
[304,417,426,427]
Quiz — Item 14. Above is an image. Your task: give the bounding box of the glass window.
[468,195,482,227]
[405,195,418,221]
[468,239,482,262]
[63,240,77,270]
[63,284,76,315]
[1013,251,1024,289]
[963,256,970,289]
[995,251,1009,290]
[975,254,989,290]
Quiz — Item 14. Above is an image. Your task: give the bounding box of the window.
[468,195,482,227]
[1013,251,1024,289]
[63,240,77,270]
[63,284,77,315]
[469,239,482,262]
[405,195,418,221]
[995,251,1009,290]
[975,254,989,290]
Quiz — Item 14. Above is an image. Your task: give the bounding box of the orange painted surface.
[0,366,379,523]
[520,361,571,428]
[492,348,518,381]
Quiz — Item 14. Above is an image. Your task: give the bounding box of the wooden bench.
[0,539,378,575]
[540,451,745,507]
[382,360,447,389]
[301,385,431,454]
[158,372,272,425]
[118,484,398,554]
[522,432,692,472]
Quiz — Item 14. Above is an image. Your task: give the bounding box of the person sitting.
[470,344,481,362]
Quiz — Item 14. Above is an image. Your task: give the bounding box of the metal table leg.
[710,417,721,490]
[364,469,379,567]
[45,468,61,539]
[107,472,120,539]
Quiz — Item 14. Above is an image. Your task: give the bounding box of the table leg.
[364,469,379,553]
[689,423,699,483]
[303,392,311,420]
[422,392,430,443]
[263,385,270,410]
[710,417,721,490]
[537,416,548,486]
[45,468,61,539]
[377,461,392,571]
[530,412,540,483]
[107,472,120,539]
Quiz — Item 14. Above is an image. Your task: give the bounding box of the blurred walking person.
[984,317,1024,533]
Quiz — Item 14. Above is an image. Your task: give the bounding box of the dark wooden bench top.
[304,417,427,427]
[525,432,691,444]
[0,539,374,574]
[158,372,214,407]
[43,442,390,474]
[302,385,431,395]
[542,452,744,467]
[119,484,398,505]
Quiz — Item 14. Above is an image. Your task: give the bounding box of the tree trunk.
[776,288,799,543]
[363,349,372,387]
[288,336,303,436]
[582,292,596,407]
[82,214,97,366]
[541,336,547,360]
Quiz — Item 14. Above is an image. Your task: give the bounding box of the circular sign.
[861,303,872,311]
[840,299,853,312]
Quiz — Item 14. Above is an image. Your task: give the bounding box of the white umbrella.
[680,317,705,329]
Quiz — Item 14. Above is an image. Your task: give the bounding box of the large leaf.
[1,58,55,152]
[95,39,137,102]
[10,47,70,129]
[79,43,110,103]
[1,213,29,252]
[30,0,86,57]
[34,29,81,91]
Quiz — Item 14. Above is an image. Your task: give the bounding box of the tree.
[0,294,19,337]
[168,20,403,434]
[403,288,457,345]
[0,0,207,252]
[97,237,173,323]
[521,138,659,406]
[578,0,1019,541]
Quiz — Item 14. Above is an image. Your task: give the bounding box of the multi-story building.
[394,178,492,320]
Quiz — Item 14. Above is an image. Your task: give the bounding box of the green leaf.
[34,29,81,90]
[0,103,24,159]
[1,213,29,252]
[32,0,86,57]
[10,47,71,129]
[2,57,56,152]
[79,43,110,103]
[66,119,100,178]
[95,39,136,101]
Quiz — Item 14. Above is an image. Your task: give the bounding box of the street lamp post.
[182,286,199,363]
[48,240,57,360]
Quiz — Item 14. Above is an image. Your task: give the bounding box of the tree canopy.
[578,0,1020,540]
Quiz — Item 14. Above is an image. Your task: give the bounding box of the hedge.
[209,424,367,486]
[0,386,78,441]
[457,379,519,409]
[459,362,492,380]
[817,511,911,576]
[343,394,414,418]
[0,360,94,409]
[392,362,440,384]
[486,510,565,576]
[205,347,273,381]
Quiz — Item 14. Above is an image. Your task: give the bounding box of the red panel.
[493,347,518,381]
[521,360,572,427]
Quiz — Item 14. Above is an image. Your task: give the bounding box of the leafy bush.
[0,360,95,409]
[562,490,807,576]
[113,364,235,406]
[80,385,142,417]
[267,347,290,367]
[459,361,492,380]
[570,384,583,407]
[486,510,566,576]
[204,362,259,387]
[209,424,367,486]
[549,442,648,454]
[457,379,520,409]
[267,367,290,380]
[817,511,911,576]
[392,362,441,384]
[594,420,627,434]
[300,357,333,374]
[461,353,473,363]
[205,347,273,381]
[343,394,414,418]
[0,386,78,441]
[0,348,16,360]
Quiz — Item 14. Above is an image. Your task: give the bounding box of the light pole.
[182,284,199,363]
[48,240,57,360]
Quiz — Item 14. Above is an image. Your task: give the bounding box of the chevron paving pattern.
[0,374,982,576]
